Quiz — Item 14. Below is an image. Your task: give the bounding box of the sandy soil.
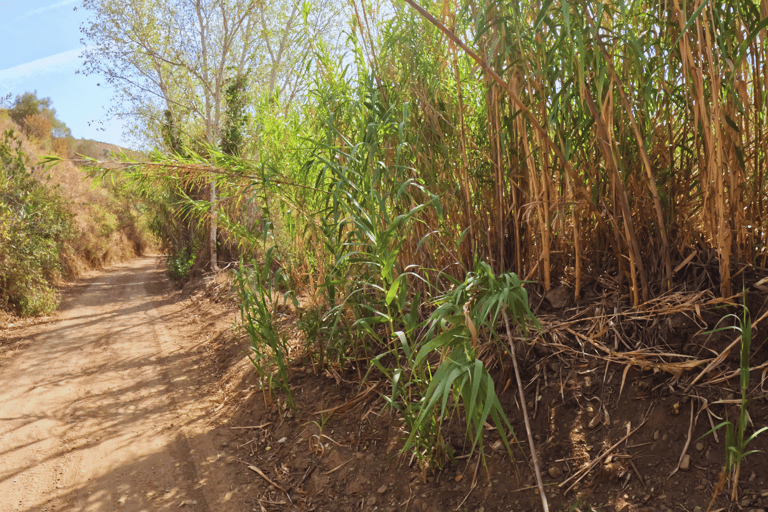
[0,257,241,512]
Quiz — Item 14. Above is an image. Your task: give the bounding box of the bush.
[23,114,52,141]
[166,247,195,281]
[0,130,76,315]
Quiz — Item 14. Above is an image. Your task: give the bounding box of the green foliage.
[160,110,185,156]
[221,75,250,156]
[118,62,540,471]
[702,294,768,500]
[9,92,48,127]
[166,247,196,281]
[9,91,71,139]
[401,263,535,468]
[0,130,76,315]
[235,247,298,407]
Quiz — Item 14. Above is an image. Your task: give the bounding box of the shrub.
[0,130,76,315]
[166,247,195,281]
[23,114,52,141]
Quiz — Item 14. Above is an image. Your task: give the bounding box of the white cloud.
[0,49,82,89]
[15,0,80,21]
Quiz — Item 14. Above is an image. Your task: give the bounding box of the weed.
[235,247,298,408]
[703,293,768,504]
[374,261,538,472]
[166,247,196,281]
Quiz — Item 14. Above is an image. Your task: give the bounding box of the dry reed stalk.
[402,0,591,206]
[449,38,475,268]
[502,309,549,512]
[520,117,551,290]
[582,85,647,305]
[488,82,506,270]
[585,9,673,291]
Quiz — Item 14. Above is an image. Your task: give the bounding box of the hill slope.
[0,110,154,319]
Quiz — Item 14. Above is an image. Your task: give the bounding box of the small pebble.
[680,454,691,471]
[662,433,669,442]
[652,430,660,441]
[750,472,757,483]
[377,484,388,494]
[695,441,704,451]
[366,496,377,506]
[548,466,562,479]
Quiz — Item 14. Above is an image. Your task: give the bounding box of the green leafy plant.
[166,247,196,281]
[379,261,538,472]
[235,247,297,408]
[703,297,768,503]
[0,130,76,315]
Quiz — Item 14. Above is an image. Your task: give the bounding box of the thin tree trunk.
[209,179,218,271]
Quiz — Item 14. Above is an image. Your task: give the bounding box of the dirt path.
[0,257,238,512]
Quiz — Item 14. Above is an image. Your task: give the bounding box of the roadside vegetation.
[5,0,767,508]
[0,93,154,316]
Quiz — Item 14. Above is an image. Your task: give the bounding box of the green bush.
[166,247,195,281]
[0,130,76,315]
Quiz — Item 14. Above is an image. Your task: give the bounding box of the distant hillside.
[71,138,145,164]
[0,110,155,318]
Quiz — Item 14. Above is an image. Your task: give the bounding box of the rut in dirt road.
[0,257,231,512]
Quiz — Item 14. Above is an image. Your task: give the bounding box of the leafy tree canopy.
[9,91,72,139]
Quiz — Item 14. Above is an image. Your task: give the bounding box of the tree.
[80,0,343,269]
[8,92,72,139]
[221,74,249,156]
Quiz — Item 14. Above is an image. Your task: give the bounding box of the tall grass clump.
[374,261,538,472]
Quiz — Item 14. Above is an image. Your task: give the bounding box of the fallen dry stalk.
[502,310,549,512]
[231,422,273,430]
[669,401,695,478]
[560,409,650,495]
[249,465,291,499]
[686,309,768,391]
[323,457,355,475]
[314,382,379,419]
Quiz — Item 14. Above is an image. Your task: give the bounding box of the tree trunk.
[209,179,218,271]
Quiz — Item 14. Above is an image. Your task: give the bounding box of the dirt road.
[0,257,239,512]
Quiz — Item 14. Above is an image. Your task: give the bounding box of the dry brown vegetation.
[0,109,154,317]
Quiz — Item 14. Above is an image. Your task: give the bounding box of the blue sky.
[0,0,127,147]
